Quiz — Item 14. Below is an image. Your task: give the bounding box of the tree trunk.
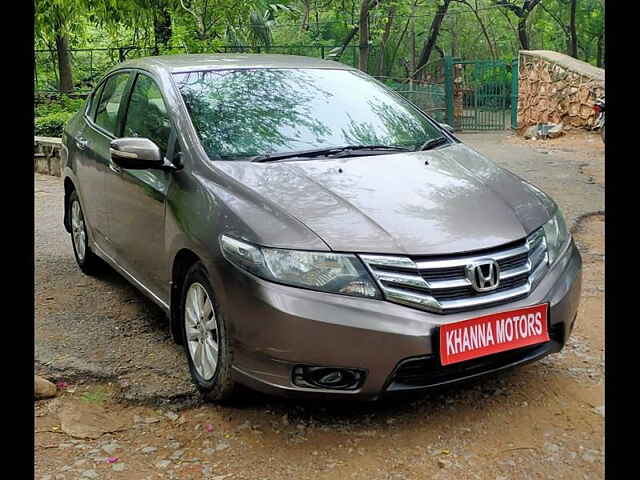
[358,0,371,72]
[336,0,379,63]
[517,14,530,50]
[596,30,603,67]
[413,0,452,80]
[377,6,396,76]
[153,6,172,55]
[388,1,418,78]
[569,0,578,58]
[496,0,542,51]
[335,25,360,60]
[55,34,73,93]
[301,0,310,31]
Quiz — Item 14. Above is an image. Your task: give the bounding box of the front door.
[104,72,175,300]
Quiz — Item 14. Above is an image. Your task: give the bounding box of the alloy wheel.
[71,200,86,262]
[185,282,220,380]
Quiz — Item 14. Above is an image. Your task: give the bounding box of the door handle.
[75,137,88,150]
[109,159,122,174]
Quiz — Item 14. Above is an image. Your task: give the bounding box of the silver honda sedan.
[61,54,581,401]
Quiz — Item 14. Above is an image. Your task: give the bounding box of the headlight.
[542,209,570,265]
[220,235,382,299]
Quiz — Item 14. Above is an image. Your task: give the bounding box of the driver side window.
[122,74,171,156]
[94,73,130,135]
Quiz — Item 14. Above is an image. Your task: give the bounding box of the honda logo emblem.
[466,260,500,292]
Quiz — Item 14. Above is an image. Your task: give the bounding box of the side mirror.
[110,137,163,169]
[439,123,455,133]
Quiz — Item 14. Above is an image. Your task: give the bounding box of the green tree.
[36,0,86,92]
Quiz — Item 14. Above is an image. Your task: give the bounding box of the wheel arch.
[170,248,203,344]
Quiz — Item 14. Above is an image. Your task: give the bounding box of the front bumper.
[218,240,582,400]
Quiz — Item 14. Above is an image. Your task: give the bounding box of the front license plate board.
[439,304,549,366]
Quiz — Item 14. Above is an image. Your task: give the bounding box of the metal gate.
[444,57,518,131]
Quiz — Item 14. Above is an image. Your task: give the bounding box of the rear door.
[79,71,132,249]
[104,71,176,299]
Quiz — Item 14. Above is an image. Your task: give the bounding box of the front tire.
[180,262,235,402]
[69,191,102,275]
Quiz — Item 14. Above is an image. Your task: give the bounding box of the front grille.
[360,228,549,314]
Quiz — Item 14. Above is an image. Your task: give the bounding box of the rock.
[102,442,119,455]
[112,462,126,472]
[593,405,605,417]
[437,458,450,469]
[236,420,251,430]
[165,411,179,421]
[59,401,127,439]
[35,375,57,399]
[81,470,99,479]
[544,442,561,454]
[155,460,171,469]
[170,449,185,460]
[523,125,538,139]
[547,123,565,138]
[141,446,157,454]
[215,441,230,451]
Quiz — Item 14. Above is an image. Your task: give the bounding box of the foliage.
[35,111,75,137]
[35,95,84,136]
[35,0,604,94]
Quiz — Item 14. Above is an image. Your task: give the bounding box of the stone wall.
[517,50,604,131]
[34,137,63,176]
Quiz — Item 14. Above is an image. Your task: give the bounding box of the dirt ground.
[35,129,604,480]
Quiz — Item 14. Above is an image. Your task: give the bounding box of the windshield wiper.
[420,136,450,151]
[250,144,411,163]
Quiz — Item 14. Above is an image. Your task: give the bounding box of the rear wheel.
[601,124,605,144]
[180,263,235,402]
[69,191,102,275]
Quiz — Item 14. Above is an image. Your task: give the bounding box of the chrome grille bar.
[438,283,531,311]
[414,244,529,271]
[360,228,549,314]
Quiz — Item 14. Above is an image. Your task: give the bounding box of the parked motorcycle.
[593,97,605,143]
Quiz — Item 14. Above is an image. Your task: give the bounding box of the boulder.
[35,375,57,400]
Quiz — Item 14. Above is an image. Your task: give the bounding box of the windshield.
[173,68,445,161]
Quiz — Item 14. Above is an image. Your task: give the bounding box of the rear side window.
[122,74,171,155]
[94,73,130,135]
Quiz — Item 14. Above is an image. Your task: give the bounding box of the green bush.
[35,111,75,137]
[35,95,84,137]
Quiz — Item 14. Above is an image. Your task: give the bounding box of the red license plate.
[439,304,549,366]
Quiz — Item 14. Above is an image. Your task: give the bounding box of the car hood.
[213,143,556,255]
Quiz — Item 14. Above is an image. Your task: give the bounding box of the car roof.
[116,53,357,74]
